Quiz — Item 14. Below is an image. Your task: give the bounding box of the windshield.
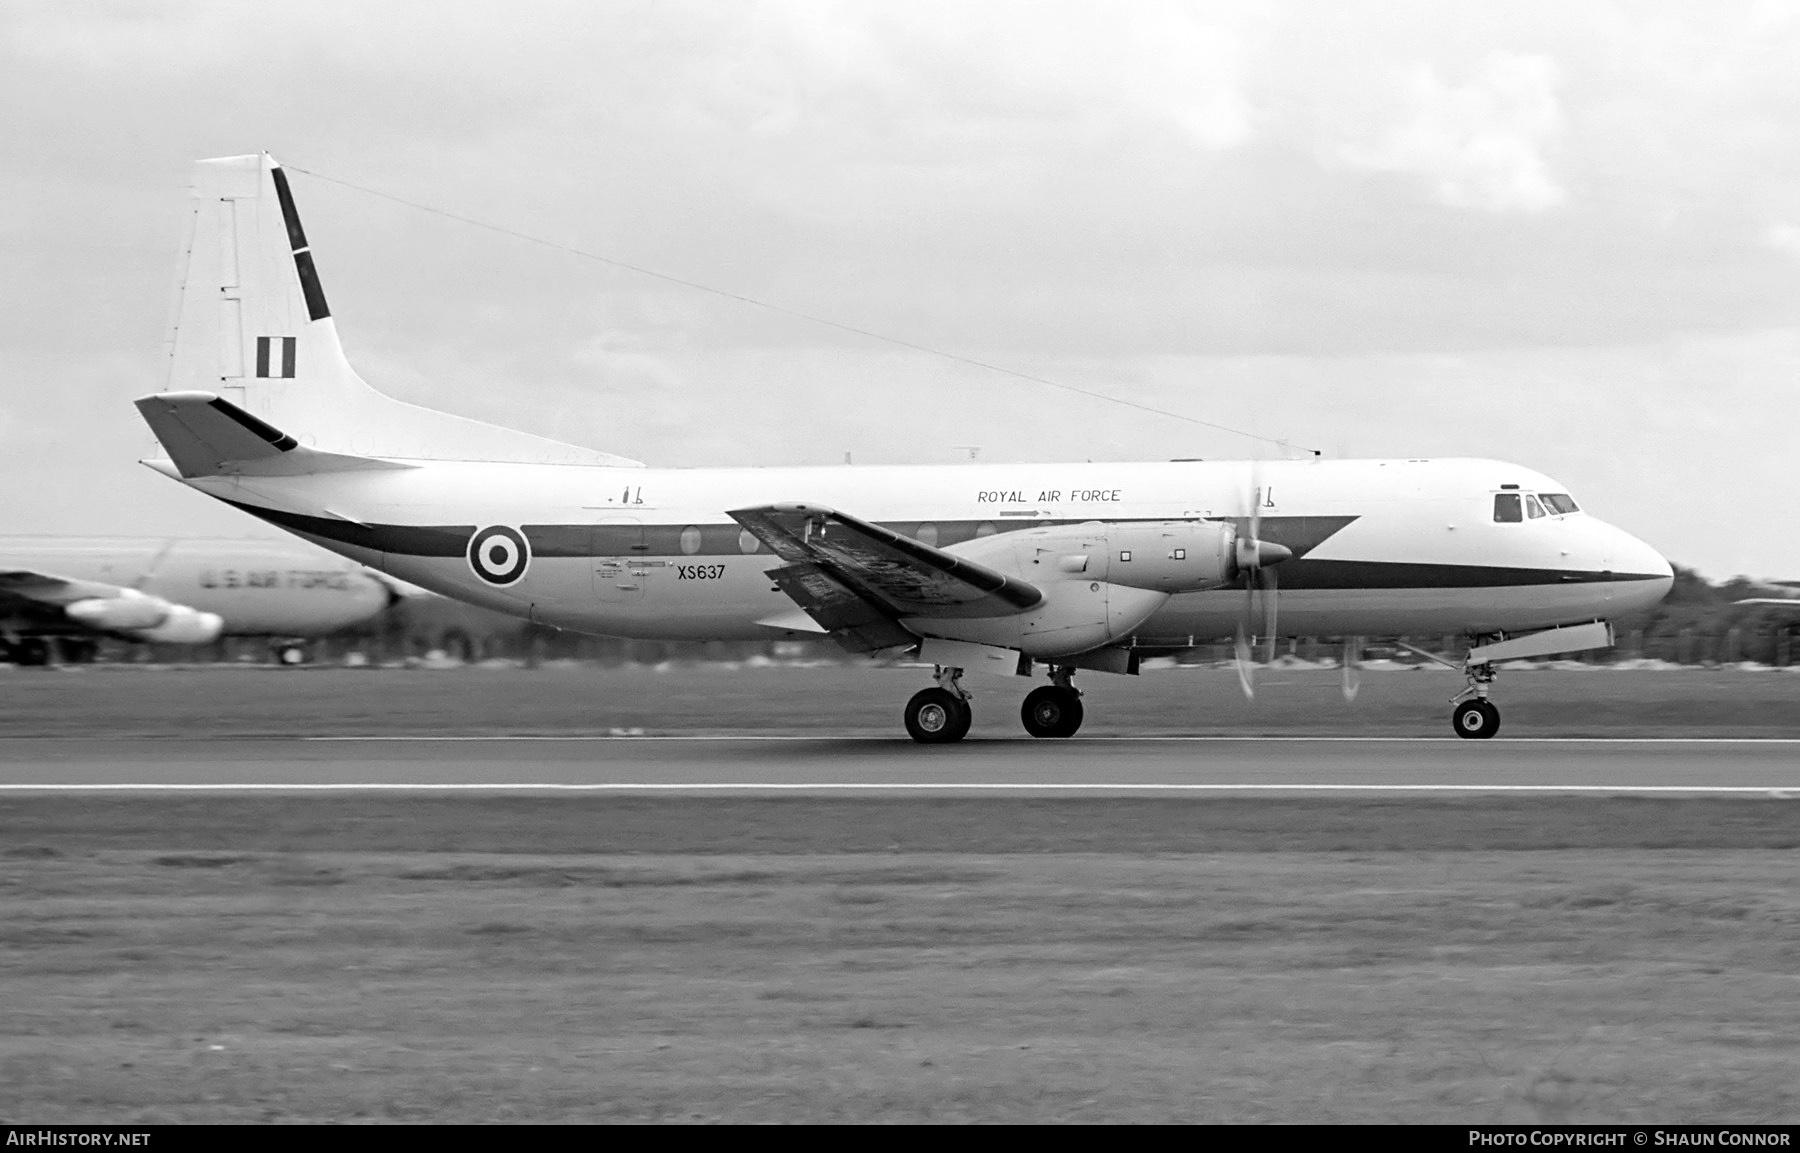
[1540,493,1580,515]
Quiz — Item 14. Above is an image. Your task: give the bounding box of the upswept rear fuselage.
[172,454,1672,648]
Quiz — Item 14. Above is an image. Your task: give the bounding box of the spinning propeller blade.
[1232,465,1292,700]
[1341,636,1362,702]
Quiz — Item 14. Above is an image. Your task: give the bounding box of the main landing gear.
[904,666,972,744]
[1021,666,1083,739]
[902,663,1087,743]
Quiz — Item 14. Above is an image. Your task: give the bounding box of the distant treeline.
[44,563,1800,667]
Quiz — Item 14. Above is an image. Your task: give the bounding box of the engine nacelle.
[139,605,225,644]
[65,593,167,632]
[64,592,225,644]
[952,519,1239,594]
[910,519,1243,658]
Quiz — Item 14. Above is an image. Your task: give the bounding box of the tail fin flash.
[160,154,640,468]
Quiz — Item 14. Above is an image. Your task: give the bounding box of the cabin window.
[679,526,702,555]
[1525,494,1547,519]
[738,529,761,554]
[915,523,939,547]
[1541,493,1580,515]
[1171,548,1186,560]
[1493,493,1522,523]
[974,522,997,538]
[1120,550,1132,562]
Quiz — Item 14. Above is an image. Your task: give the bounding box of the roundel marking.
[468,525,530,586]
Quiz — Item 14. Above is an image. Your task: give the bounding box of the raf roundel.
[467,526,530,587]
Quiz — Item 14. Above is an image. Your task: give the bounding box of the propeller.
[1233,468,1292,700]
[1341,635,1362,702]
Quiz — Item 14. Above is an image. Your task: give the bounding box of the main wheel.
[1021,685,1084,738]
[905,688,972,744]
[1451,699,1500,740]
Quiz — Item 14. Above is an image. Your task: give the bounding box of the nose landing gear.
[904,665,972,743]
[1021,666,1084,738]
[1450,661,1500,740]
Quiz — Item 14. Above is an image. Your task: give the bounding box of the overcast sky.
[3,1,1797,580]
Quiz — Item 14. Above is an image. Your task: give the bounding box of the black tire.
[12,638,52,667]
[1021,685,1084,738]
[1452,699,1500,740]
[55,638,99,664]
[905,688,971,744]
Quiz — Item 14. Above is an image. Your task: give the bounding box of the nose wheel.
[1451,698,1500,740]
[1450,658,1500,740]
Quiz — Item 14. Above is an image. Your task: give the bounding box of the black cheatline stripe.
[207,507,1667,589]
[1277,560,1669,590]
[293,251,330,321]
[220,499,473,557]
[270,166,309,252]
[207,398,297,452]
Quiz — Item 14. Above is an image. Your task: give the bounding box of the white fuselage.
[177,456,1673,648]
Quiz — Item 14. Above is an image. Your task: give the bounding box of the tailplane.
[159,153,640,467]
[135,391,412,479]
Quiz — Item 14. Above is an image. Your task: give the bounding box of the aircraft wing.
[0,569,222,644]
[729,503,1043,651]
[0,570,122,610]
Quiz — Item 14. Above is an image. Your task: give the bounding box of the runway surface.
[4,735,1799,792]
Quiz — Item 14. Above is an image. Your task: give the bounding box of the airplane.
[0,535,399,665]
[130,153,1673,740]
[1734,579,1800,608]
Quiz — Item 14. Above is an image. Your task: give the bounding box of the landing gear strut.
[905,665,972,744]
[1021,666,1083,738]
[1450,660,1500,740]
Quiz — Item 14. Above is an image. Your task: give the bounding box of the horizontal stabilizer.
[135,392,413,479]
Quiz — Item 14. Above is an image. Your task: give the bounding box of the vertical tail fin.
[161,154,640,467]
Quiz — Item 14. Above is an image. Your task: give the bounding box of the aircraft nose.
[1598,520,1674,609]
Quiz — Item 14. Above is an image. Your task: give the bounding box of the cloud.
[1767,222,1800,260]
[1338,51,1566,213]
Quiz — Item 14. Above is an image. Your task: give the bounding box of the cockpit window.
[1525,494,1546,519]
[1493,493,1522,523]
[1541,493,1580,515]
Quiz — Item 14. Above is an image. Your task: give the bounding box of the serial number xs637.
[676,564,727,581]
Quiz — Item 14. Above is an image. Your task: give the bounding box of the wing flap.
[766,562,918,651]
[730,503,1042,650]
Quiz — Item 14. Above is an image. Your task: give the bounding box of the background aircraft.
[0,535,399,665]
